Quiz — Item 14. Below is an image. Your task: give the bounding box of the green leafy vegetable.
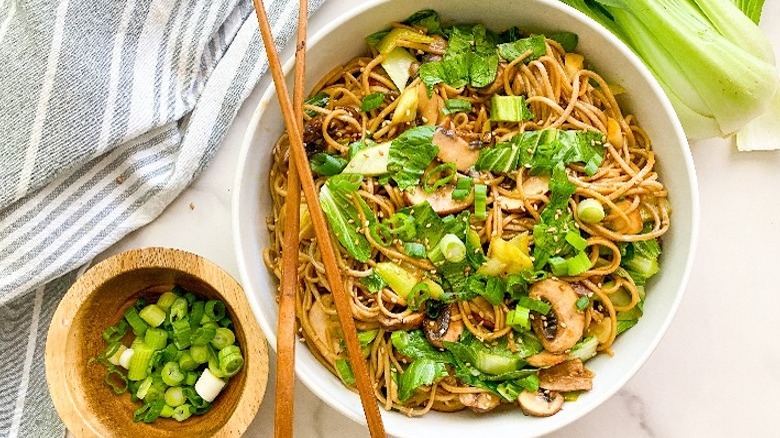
[532,164,580,267]
[361,92,385,112]
[497,35,547,62]
[561,0,778,139]
[335,359,356,385]
[310,153,348,176]
[398,359,449,401]
[303,92,329,117]
[517,129,605,176]
[319,173,376,263]
[402,9,442,34]
[474,142,522,173]
[359,272,387,293]
[443,98,473,115]
[549,32,579,52]
[418,24,500,90]
[391,330,454,363]
[387,125,438,191]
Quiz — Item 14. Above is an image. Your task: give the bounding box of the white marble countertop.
[94,1,780,436]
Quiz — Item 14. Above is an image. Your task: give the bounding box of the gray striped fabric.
[0,0,324,436]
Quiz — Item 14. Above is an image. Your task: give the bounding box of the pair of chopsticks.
[250,1,386,437]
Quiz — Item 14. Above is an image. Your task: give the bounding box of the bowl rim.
[232,0,699,435]
[45,247,269,438]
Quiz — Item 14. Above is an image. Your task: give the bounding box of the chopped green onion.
[189,301,205,328]
[443,98,473,115]
[139,304,166,327]
[172,404,193,422]
[127,343,154,381]
[156,291,178,311]
[102,320,129,343]
[165,386,186,407]
[517,296,551,315]
[159,404,175,418]
[421,162,457,194]
[549,256,569,277]
[565,230,588,252]
[134,399,165,423]
[474,184,488,220]
[169,297,189,323]
[190,345,209,364]
[218,317,233,329]
[576,295,590,310]
[183,292,197,306]
[171,318,192,350]
[178,351,197,372]
[577,198,605,223]
[310,152,348,176]
[160,343,180,363]
[210,327,236,350]
[406,282,432,311]
[567,251,592,276]
[161,361,184,386]
[208,346,226,379]
[185,372,198,386]
[490,95,532,122]
[506,306,531,330]
[218,345,245,377]
[104,366,129,394]
[144,328,168,351]
[451,177,473,200]
[124,307,149,337]
[436,234,467,263]
[190,326,217,346]
[205,300,226,321]
[357,330,379,347]
[136,377,153,399]
[403,242,427,259]
[335,358,356,385]
[361,92,385,112]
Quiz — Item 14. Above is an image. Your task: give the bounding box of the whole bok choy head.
[562,0,778,140]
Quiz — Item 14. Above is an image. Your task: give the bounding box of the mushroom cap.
[517,390,564,417]
[403,186,473,215]
[424,304,464,349]
[529,279,586,353]
[459,392,501,413]
[538,359,594,392]
[433,127,480,172]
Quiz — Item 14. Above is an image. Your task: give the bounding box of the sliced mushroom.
[378,312,424,331]
[529,279,586,354]
[526,351,567,368]
[403,186,473,215]
[538,359,594,392]
[518,390,564,417]
[605,200,643,234]
[497,196,525,212]
[459,392,501,413]
[497,176,549,212]
[522,175,550,197]
[433,127,480,171]
[424,304,464,348]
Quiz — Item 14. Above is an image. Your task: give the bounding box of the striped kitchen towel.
[0,0,323,436]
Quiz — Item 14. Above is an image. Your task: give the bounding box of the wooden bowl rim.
[45,247,269,437]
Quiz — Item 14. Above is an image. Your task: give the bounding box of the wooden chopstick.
[273,0,307,436]
[251,1,387,437]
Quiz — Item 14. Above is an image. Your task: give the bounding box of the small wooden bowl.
[46,247,269,437]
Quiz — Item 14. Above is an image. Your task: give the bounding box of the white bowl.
[233,0,699,436]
